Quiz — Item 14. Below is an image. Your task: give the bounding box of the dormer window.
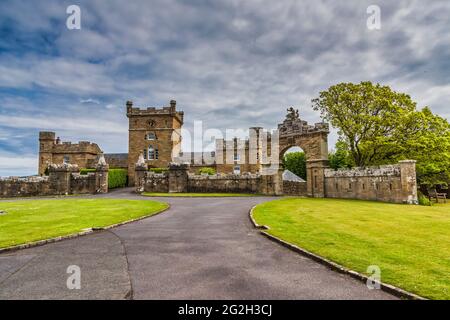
[147,132,156,140]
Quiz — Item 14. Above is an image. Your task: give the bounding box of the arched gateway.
[278,108,330,197]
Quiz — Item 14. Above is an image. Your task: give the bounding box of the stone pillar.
[95,155,109,194]
[259,164,283,195]
[399,160,418,204]
[273,168,284,196]
[306,159,328,198]
[134,153,148,193]
[168,163,189,193]
[48,163,78,195]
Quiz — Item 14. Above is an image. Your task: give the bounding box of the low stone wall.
[0,163,109,198]
[0,176,52,198]
[136,162,283,195]
[143,173,169,193]
[188,174,260,193]
[324,160,418,204]
[283,181,307,196]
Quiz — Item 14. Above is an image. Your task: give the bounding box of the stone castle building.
[38,132,102,176]
[126,100,183,185]
[36,99,418,204]
[38,99,273,181]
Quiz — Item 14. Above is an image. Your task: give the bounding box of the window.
[143,149,147,160]
[148,146,155,160]
[147,132,156,140]
[234,154,240,161]
[148,146,159,160]
[233,165,240,174]
[63,155,70,164]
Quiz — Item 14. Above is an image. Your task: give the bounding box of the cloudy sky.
[0,0,449,176]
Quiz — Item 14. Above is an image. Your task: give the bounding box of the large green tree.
[312,81,450,186]
[283,151,307,180]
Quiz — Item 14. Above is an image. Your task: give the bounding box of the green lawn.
[142,192,261,197]
[0,199,168,249]
[252,198,450,300]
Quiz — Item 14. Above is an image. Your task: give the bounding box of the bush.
[149,168,168,174]
[80,168,96,175]
[108,169,128,189]
[198,167,216,175]
[418,191,431,206]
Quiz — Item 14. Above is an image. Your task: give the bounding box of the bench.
[428,189,447,203]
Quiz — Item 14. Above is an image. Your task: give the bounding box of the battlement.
[39,131,56,140]
[52,141,102,154]
[126,100,184,123]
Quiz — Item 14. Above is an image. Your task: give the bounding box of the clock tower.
[126,100,184,186]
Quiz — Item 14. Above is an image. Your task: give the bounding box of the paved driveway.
[0,189,396,299]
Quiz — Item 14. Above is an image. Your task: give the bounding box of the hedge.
[80,168,128,189]
[198,167,216,175]
[108,169,128,189]
[149,168,168,173]
[80,168,96,175]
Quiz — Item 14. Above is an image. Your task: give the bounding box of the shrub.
[80,168,96,175]
[149,168,168,174]
[198,167,216,175]
[108,169,128,189]
[418,191,431,206]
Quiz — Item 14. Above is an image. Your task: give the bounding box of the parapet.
[39,131,56,140]
[126,100,184,123]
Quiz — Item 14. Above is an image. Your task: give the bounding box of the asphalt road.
[0,189,396,299]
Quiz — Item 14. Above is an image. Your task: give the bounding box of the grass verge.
[0,199,168,249]
[252,197,450,300]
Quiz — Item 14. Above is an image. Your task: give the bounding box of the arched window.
[147,132,156,140]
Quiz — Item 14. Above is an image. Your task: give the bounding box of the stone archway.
[278,108,329,197]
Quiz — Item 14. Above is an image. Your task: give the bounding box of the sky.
[0,0,449,176]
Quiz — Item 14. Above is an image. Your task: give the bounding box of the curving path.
[0,189,396,299]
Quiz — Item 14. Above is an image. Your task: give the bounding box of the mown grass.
[0,199,168,248]
[142,192,261,197]
[252,198,450,300]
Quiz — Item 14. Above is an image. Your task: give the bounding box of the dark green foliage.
[149,168,168,173]
[313,81,450,186]
[329,140,353,170]
[418,191,431,206]
[80,168,96,175]
[108,169,128,189]
[283,152,307,180]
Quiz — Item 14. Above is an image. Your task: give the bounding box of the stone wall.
[143,173,169,193]
[0,163,109,198]
[324,160,418,204]
[136,161,283,195]
[283,181,307,196]
[188,174,261,193]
